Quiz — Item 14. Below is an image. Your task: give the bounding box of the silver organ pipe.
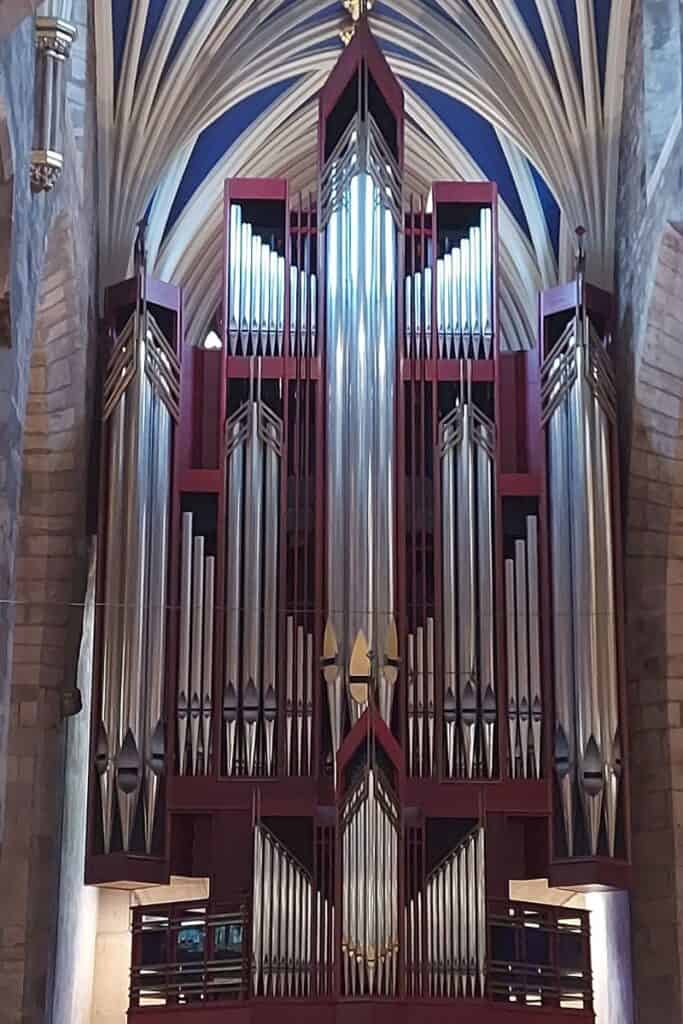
[505,558,518,779]
[226,201,317,357]
[223,391,282,776]
[341,769,400,996]
[407,207,493,360]
[285,616,314,776]
[117,314,150,852]
[440,401,496,778]
[97,298,178,854]
[543,297,621,856]
[175,520,216,778]
[321,113,399,754]
[190,535,205,775]
[526,515,543,779]
[505,517,543,780]
[407,620,436,776]
[422,827,486,999]
[252,824,313,997]
[514,539,530,778]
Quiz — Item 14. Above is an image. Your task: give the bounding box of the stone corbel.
[30,16,77,193]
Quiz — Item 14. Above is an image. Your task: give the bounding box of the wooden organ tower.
[86,22,630,1024]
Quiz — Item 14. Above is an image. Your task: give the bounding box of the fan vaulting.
[95,0,629,350]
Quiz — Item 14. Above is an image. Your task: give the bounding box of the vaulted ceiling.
[95,1,631,349]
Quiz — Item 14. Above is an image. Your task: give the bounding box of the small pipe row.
[228,203,317,357]
[405,207,493,360]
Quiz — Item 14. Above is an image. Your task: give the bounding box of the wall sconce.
[30,16,77,193]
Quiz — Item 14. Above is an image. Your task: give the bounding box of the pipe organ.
[89,20,628,1022]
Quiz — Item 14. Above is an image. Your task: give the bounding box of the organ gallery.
[86,19,629,1020]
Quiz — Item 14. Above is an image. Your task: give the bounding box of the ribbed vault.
[94,1,632,348]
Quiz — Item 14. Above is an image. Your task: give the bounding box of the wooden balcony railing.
[129,897,591,1013]
[130,901,248,1008]
[487,900,592,1012]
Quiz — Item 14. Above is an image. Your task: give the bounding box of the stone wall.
[615,1,683,1021]
[0,1,97,1020]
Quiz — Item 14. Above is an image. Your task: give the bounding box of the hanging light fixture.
[30,16,77,193]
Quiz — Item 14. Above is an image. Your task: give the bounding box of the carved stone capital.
[35,16,76,59]
[30,149,63,193]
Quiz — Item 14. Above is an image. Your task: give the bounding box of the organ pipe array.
[95,280,179,855]
[340,766,400,996]
[223,386,282,777]
[406,619,435,776]
[542,246,621,858]
[321,106,400,761]
[440,393,497,779]
[405,828,486,998]
[405,207,493,359]
[228,202,317,357]
[285,616,314,775]
[505,516,543,780]
[251,824,317,997]
[92,33,623,1014]
[176,513,215,776]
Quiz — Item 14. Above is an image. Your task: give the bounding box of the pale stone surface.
[617,5,683,1019]
[0,2,97,1022]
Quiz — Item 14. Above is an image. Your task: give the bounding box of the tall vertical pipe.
[241,222,253,347]
[224,423,244,775]
[514,539,530,778]
[144,387,170,847]
[242,402,263,775]
[177,511,193,776]
[505,559,518,778]
[324,160,397,741]
[477,433,495,777]
[229,203,242,352]
[98,397,126,850]
[117,328,151,851]
[481,208,493,350]
[595,402,620,855]
[457,403,477,777]
[263,419,279,774]
[470,226,481,354]
[201,555,215,776]
[189,535,205,775]
[569,340,605,854]
[526,515,543,778]
[548,389,576,853]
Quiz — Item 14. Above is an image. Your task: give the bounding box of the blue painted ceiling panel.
[112,0,133,87]
[165,78,299,236]
[407,79,531,239]
[595,0,611,94]
[556,0,583,89]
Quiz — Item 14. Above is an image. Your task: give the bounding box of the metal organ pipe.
[441,400,496,779]
[223,390,282,777]
[543,292,621,856]
[322,129,398,751]
[97,394,126,853]
[224,420,243,775]
[252,825,313,997]
[143,375,171,852]
[505,518,543,780]
[97,296,178,854]
[416,207,493,360]
[423,828,486,999]
[226,201,316,357]
[341,769,399,997]
[117,320,151,852]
